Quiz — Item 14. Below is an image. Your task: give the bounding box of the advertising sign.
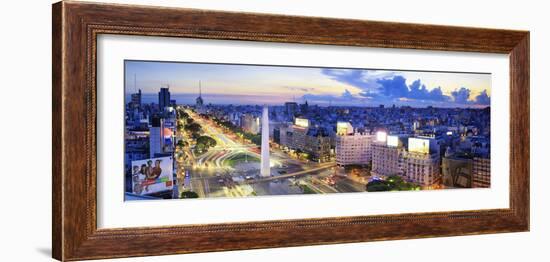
[336,121,353,135]
[387,135,399,147]
[408,137,430,154]
[376,131,387,142]
[130,156,174,195]
[295,118,310,128]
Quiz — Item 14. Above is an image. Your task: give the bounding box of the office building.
[442,156,472,188]
[472,157,490,188]
[130,89,141,109]
[402,137,441,186]
[284,102,298,118]
[335,122,373,166]
[241,114,260,134]
[196,81,205,113]
[158,87,171,111]
[371,134,405,178]
[149,116,164,157]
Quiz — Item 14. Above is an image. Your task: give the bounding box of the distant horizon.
[125,60,492,108]
[127,92,490,109]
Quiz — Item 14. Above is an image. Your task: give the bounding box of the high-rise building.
[284,102,298,118]
[304,128,332,163]
[335,133,373,166]
[403,151,441,186]
[335,122,373,166]
[130,89,141,109]
[240,114,260,134]
[300,100,309,114]
[196,81,204,113]
[277,124,293,149]
[149,116,164,157]
[336,121,354,136]
[158,87,171,111]
[281,118,332,163]
[371,134,405,178]
[288,118,308,151]
[472,157,490,188]
[402,137,441,186]
[442,156,472,188]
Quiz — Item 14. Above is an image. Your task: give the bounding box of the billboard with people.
[130,156,174,196]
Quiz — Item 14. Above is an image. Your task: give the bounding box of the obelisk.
[260,105,271,177]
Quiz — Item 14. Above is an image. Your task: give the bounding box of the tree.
[195,143,206,154]
[177,140,187,148]
[366,175,420,192]
[180,191,199,198]
[196,136,217,147]
[194,135,216,154]
[366,180,392,192]
[184,122,202,134]
[250,135,261,146]
[179,111,190,119]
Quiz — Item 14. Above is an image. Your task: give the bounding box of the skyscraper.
[149,116,164,158]
[196,81,205,114]
[284,102,298,118]
[130,89,141,109]
[260,105,271,177]
[158,87,171,111]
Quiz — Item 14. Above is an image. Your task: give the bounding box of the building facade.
[240,114,260,134]
[442,157,472,188]
[335,133,373,166]
[472,157,490,188]
[402,137,441,186]
[277,118,332,163]
[149,117,164,158]
[130,89,141,109]
[303,132,332,163]
[371,142,405,178]
[403,151,441,186]
[158,87,171,111]
[284,102,298,118]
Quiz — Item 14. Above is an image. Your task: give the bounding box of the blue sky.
[125,60,491,108]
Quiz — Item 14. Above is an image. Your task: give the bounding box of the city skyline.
[125,60,491,108]
[124,60,491,200]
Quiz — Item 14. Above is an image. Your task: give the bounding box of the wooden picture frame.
[52,1,529,261]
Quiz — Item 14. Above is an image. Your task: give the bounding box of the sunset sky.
[124,60,491,108]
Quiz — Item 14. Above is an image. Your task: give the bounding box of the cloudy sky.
[125,60,491,108]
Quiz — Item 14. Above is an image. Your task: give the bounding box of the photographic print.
[124,60,491,200]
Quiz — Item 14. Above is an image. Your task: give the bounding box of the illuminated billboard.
[376,131,387,142]
[130,156,174,195]
[408,137,430,154]
[336,121,353,135]
[295,118,310,128]
[387,135,399,147]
